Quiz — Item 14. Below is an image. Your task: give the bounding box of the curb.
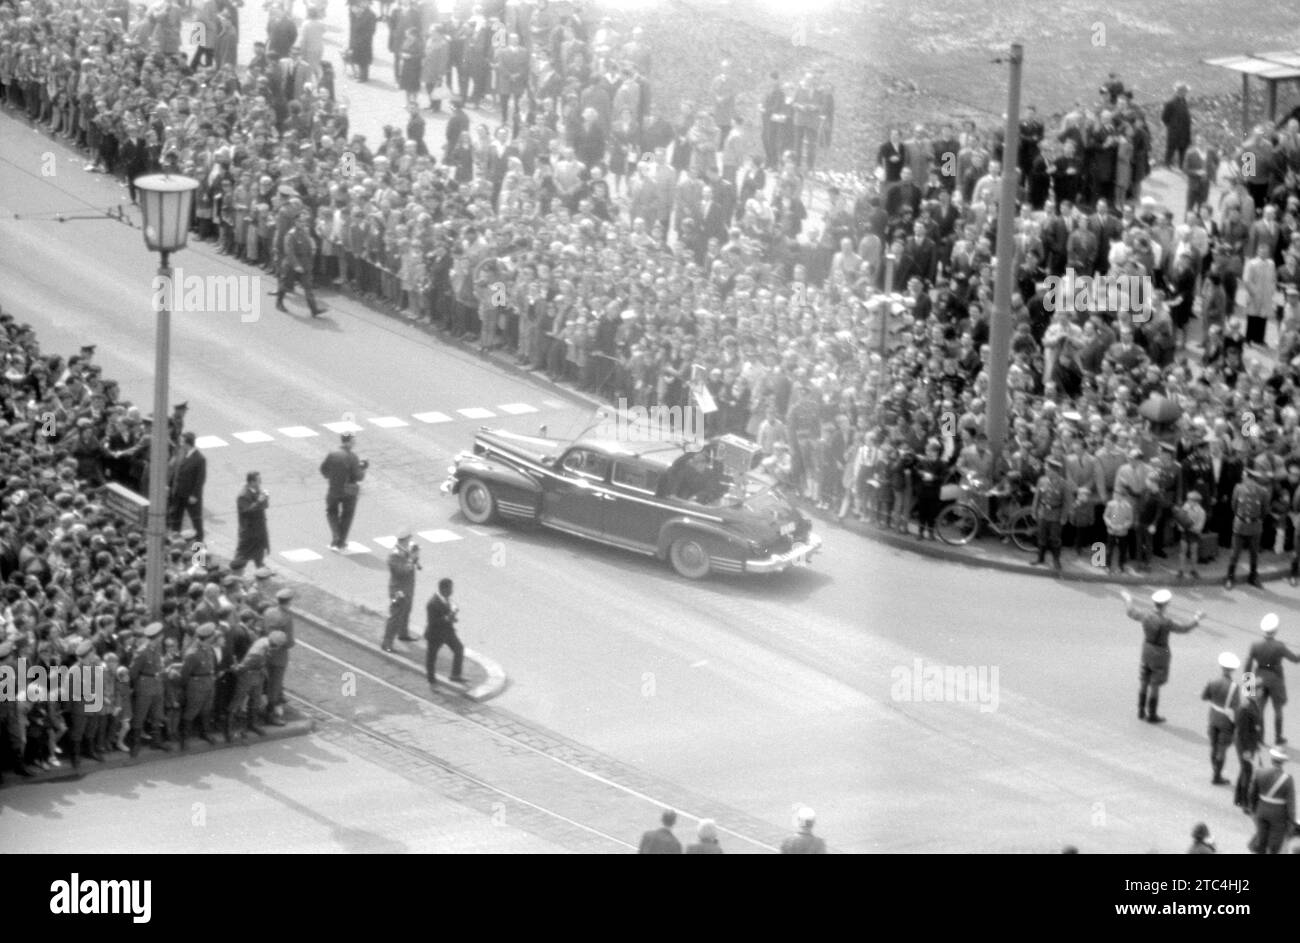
[801,501,1296,586]
[291,604,508,702]
[0,714,315,790]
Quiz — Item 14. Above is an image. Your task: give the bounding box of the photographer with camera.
[320,431,368,551]
[381,527,420,652]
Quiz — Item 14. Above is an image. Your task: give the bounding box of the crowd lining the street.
[0,308,296,781]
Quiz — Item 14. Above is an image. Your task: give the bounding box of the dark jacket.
[637,827,682,854]
[320,447,365,500]
[170,448,207,502]
[425,592,457,640]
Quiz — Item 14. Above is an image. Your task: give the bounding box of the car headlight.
[748,540,765,555]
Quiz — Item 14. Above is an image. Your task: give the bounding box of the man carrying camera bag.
[321,432,369,551]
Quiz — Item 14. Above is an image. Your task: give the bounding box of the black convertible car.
[441,428,822,579]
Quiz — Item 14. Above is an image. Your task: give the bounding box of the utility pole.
[985,43,1023,472]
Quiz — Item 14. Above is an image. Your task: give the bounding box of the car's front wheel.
[669,536,712,580]
[458,478,498,524]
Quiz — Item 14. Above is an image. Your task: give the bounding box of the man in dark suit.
[638,809,683,854]
[877,128,908,183]
[425,577,466,685]
[320,432,368,550]
[168,431,207,543]
[1207,437,1242,547]
[900,221,937,286]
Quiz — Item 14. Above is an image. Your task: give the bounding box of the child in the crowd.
[1174,489,1207,580]
[1103,492,1134,575]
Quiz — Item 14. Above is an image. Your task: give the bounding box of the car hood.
[475,428,566,465]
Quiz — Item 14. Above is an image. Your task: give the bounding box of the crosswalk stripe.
[232,430,275,443]
[195,435,228,449]
[322,420,363,434]
[498,403,538,414]
[374,535,398,549]
[457,407,496,419]
[368,416,409,428]
[340,540,372,554]
[281,548,323,562]
[278,426,320,438]
[418,529,463,543]
[541,399,566,409]
[412,411,453,423]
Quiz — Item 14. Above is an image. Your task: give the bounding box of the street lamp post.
[135,173,199,620]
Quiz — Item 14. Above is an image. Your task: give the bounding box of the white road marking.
[374,535,398,549]
[541,399,566,409]
[463,526,491,537]
[498,403,538,415]
[412,411,453,424]
[368,416,409,428]
[340,540,372,554]
[457,407,495,419]
[194,435,228,449]
[232,430,275,444]
[690,660,709,669]
[418,529,463,543]
[281,548,323,562]
[290,638,777,852]
[278,425,320,438]
[322,420,363,434]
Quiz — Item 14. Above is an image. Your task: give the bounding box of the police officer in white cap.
[1244,612,1300,745]
[382,527,420,652]
[1248,747,1295,854]
[1202,651,1242,784]
[1121,588,1203,723]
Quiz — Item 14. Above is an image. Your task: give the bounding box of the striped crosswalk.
[277,523,493,566]
[193,399,568,451]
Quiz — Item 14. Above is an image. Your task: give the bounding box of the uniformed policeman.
[1032,456,1070,574]
[382,527,420,652]
[263,589,295,725]
[1248,748,1295,854]
[275,206,325,316]
[1233,685,1266,811]
[1202,651,1241,784]
[1122,588,1203,723]
[1244,612,1300,745]
[225,636,270,742]
[161,638,185,746]
[179,623,219,748]
[128,622,169,757]
[1225,467,1269,589]
[779,806,827,854]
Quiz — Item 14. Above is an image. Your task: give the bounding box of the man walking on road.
[1122,588,1203,723]
[424,577,466,685]
[1244,612,1300,745]
[1202,652,1241,785]
[168,431,207,544]
[276,206,325,316]
[1234,685,1266,811]
[780,806,827,853]
[320,432,368,550]
[382,528,421,652]
[231,471,271,570]
[1248,748,1295,854]
[1225,467,1269,589]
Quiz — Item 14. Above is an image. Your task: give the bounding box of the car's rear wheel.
[669,536,712,580]
[458,478,498,524]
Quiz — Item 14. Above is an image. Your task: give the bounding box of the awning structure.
[1204,51,1300,132]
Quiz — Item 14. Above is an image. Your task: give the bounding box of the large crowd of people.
[12,0,1300,585]
[0,308,296,782]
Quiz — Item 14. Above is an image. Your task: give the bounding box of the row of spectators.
[0,308,297,781]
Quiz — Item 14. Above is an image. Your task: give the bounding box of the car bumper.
[746,533,823,573]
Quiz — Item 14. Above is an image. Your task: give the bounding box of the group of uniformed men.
[1124,588,1299,853]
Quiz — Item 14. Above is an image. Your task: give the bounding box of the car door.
[540,447,610,538]
[603,460,668,551]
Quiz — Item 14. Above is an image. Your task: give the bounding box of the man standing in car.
[320,432,368,551]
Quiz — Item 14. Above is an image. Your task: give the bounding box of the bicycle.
[935,473,1038,553]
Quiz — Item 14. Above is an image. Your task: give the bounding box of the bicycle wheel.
[936,504,980,545]
[1008,509,1038,554]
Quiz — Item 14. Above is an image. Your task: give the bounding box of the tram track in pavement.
[284,634,786,853]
